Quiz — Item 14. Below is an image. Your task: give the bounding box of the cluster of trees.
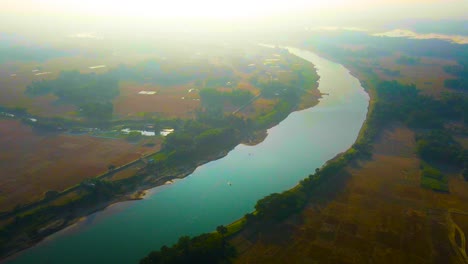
[373,81,467,128]
[26,71,119,121]
[252,153,351,223]
[372,81,436,127]
[149,112,251,168]
[108,60,207,86]
[0,178,127,256]
[371,80,467,187]
[416,130,465,166]
[27,71,118,102]
[140,227,236,264]
[199,89,253,110]
[162,126,239,165]
[443,61,467,91]
[396,55,420,65]
[307,31,468,62]
[255,101,293,129]
[109,60,237,88]
[252,79,467,223]
[203,66,237,88]
[416,130,467,187]
[0,42,70,63]
[382,68,401,77]
[420,165,449,192]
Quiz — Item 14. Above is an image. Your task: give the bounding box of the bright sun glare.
[25,0,342,19]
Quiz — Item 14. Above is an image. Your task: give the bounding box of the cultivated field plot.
[380,56,457,96]
[357,55,458,98]
[0,120,161,212]
[232,125,468,263]
[0,64,75,117]
[0,55,124,117]
[113,82,201,119]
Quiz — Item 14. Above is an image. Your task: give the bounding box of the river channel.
[6,47,369,264]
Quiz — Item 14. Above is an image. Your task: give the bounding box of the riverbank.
[5,47,369,264]
[2,92,319,262]
[135,47,370,263]
[1,148,230,261]
[227,43,468,263]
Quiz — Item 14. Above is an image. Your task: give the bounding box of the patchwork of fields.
[232,125,468,263]
[0,119,161,211]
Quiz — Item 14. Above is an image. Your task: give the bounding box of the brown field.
[113,82,201,119]
[0,65,76,117]
[0,52,160,118]
[236,81,259,93]
[0,119,161,211]
[232,124,468,263]
[375,55,458,97]
[451,213,468,254]
[238,97,277,118]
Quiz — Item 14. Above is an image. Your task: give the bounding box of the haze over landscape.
[0,0,467,263]
[2,0,467,34]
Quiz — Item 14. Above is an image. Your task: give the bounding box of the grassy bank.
[140,55,467,263]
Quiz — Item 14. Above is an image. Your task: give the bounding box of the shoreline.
[0,125,270,262]
[222,51,374,247]
[1,94,323,262]
[1,55,322,262]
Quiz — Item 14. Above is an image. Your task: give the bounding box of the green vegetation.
[1,48,322,260]
[126,131,143,142]
[204,66,237,88]
[382,68,401,77]
[109,60,206,86]
[200,89,253,110]
[372,80,467,191]
[158,116,241,166]
[255,101,293,129]
[255,189,307,221]
[0,178,124,256]
[396,55,420,65]
[148,76,467,262]
[140,228,236,264]
[420,165,449,192]
[26,71,118,121]
[0,37,70,63]
[416,130,465,166]
[443,61,468,91]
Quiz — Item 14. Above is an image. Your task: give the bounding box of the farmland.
[0,119,161,212]
[367,55,458,97]
[0,38,324,260]
[113,82,201,119]
[225,35,468,263]
[0,42,320,210]
[232,124,468,263]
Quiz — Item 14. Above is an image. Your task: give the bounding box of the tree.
[216,225,229,257]
[177,236,191,260]
[216,225,228,237]
[126,131,142,142]
[44,190,59,200]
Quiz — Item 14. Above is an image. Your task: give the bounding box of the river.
[5,47,369,264]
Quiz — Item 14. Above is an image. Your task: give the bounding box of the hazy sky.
[3,0,466,18]
[1,0,467,36]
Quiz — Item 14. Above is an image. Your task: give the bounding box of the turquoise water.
[5,48,369,264]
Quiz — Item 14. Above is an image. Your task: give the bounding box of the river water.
[5,48,369,264]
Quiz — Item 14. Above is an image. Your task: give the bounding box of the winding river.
[5,48,369,264]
